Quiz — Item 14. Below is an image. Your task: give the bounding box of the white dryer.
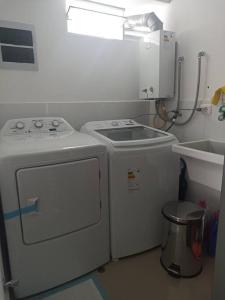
[0,118,109,299]
[81,120,179,259]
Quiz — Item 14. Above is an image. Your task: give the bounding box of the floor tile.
[98,248,214,300]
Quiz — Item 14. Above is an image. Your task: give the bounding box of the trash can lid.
[162,201,205,224]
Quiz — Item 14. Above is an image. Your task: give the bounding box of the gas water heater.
[139,30,176,100]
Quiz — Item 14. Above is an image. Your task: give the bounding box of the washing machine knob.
[15,121,25,129]
[52,120,60,127]
[112,121,119,126]
[34,121,43,128]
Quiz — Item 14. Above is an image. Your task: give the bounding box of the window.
[66,0,125,40]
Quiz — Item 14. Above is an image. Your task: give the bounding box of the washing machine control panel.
[110,120,136,127]
[1,117,75,137]
[85,119,139,130]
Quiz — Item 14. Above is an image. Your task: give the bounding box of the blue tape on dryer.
[4,203,38,221]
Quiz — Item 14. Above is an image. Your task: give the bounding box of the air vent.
[0,21,38,71]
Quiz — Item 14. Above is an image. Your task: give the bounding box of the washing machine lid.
[96,126,166,141]
[82,120,176,147]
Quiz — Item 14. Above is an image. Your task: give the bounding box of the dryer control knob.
[34,121,43,128]
[52,120,60,127]
[15,121,25,129]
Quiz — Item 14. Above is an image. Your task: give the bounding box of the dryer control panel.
[1,117,75,137]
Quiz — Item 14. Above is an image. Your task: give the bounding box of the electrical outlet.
[200,104,212,115]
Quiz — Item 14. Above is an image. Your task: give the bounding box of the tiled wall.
[163,0,225,142]
[168,101,225,142]
[0,101,150,130]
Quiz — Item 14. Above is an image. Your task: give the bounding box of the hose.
[153,113,167,129]
[175,51,205,126]
[162,51,205,131]
[175,56,184,116]
[164,56,183,131]
[165,122,174,132]
[154,101,169,129]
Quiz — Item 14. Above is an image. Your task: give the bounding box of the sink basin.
[172,139,225,191]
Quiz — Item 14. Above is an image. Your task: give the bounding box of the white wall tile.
[0,103,47,128]
[47,101,149,130]
[0,101,149,130]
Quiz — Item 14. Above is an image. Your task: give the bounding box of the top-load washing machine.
[81,119,179,259]
[0,117,109,299]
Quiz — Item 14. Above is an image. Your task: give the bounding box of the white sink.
[172,140,225,191]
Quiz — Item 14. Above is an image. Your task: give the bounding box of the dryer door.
[16,158,101,244]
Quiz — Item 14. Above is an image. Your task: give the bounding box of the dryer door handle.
[26,197,39,215]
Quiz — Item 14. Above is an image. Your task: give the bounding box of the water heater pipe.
[125,12,163,32]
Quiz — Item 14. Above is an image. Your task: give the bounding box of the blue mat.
[27,273,108,300]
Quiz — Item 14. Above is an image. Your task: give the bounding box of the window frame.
[66,0,126,41]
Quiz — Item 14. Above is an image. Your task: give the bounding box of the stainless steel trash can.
[160,201,205,278]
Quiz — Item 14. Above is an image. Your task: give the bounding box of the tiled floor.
[98,248,215,300]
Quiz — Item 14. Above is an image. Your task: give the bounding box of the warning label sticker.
[128,169,140,191]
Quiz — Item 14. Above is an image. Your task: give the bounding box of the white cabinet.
[139,30,175,100]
